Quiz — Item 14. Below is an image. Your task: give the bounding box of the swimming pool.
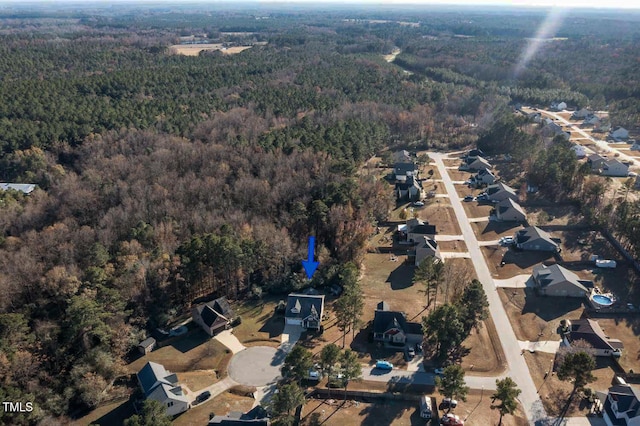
[591,294,614,307]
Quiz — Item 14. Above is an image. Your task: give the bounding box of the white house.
[137,362,190,416]
[601,384,640,426]
[471,169,496,186]
[602,159,629,177]
[571,108,592,119]
[571,145,588,159]
[611,127,630,142]
[551,101,567,111]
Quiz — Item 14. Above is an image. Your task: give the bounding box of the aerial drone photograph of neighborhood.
[0,0,639,425]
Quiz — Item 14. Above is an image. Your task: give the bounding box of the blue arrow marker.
[302,236,320,279]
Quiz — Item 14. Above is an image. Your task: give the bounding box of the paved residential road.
[431,153,547,425]
[361,366,500,390]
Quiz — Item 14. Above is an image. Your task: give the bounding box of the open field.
[169,44,254,56]
[523,204,585,227]
[126,330,232,376]
[447,170,473,182]
[173,391,255,426]
[462,201,494,219]
[416,203,461,235]
[472,220,522,241]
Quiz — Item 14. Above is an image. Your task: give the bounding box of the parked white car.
[499,236,514,246]
[595,259,617,269]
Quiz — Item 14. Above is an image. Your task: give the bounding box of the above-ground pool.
[591,294,614,307]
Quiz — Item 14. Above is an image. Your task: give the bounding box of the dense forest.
[0,5,639,424]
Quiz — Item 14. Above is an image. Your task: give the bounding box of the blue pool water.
[592,294,614,306]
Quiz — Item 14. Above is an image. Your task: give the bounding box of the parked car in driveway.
[499,236,514,246]
[413,201,425,207]
[196,391,211,404]
[308,369,321,381]
[440,397,458,409]
[375,360,393,371]
[463,195,475,202]
[405,346,415,360]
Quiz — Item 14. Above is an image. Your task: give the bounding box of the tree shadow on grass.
[258,315,284,339]
[480,220,523,235]
[170,329,210,353]
[521,288,585,321]
[502,249,554,270]
[89,397,136,426]
[386,263,415,290]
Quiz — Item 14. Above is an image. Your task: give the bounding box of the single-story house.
[571,145,588,159]
[514,226,560,252]
[413,236,442,266]
[192,297,235,337]
[602,159,629,177]
[209,407,271,425]
[588,154,608,172]
[394,162,418,182]
[559,319,624,357]
[486,182,518,203]
[285,294,324,331]
[600,383,640,426]
[373,301,423,346]
[0,183,36,194]
[405,218,437,243]
[471,169,496,186]
[495,198,527,222]
[392,150,413,164]
[571,108,592,119]
[611,127,630,142]
[462,156,492,172]
[532,264,592,297]
[137,337,156,355]
[551,101,567,111]
[137,361,190,416]
[395,176,423,201]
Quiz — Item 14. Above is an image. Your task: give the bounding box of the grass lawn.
[558,230,619,263]
[71,398,134,426]
[173,391,254,426]
[472,221,523,242]
[524,351,615,417]
[448,170,473,182]
[300,398,420,426]
[443,158,462,168]
[126,330,232,375]
[482,246,555,278]
[498,288,585,342]
[437,240,467,253]
[232,298,283,347]
[421,165,442,181]
[461,316,506,375]
[178,370,219,393]
[593,317,640,374]
[417,203,461,235]
[461,201,493,219]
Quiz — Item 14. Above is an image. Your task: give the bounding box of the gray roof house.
[285,294,324,331]
[601,384,640,425]
[373,301,423,346]
[192,297,234,337]
[571,108,592,119]
[471,169,496,186]
[588,154,608,172]
[137,361,190,416]
[602,159,629,177]
[486,182,518,203]
[611,127,630,142]
[413,236,442,266]
[0,183,36,194]
[514,226,559,252]
[581,115,601,128]
[495,198,527,222]
[392,150,413,164]
[563,319,624,357]
[395,176,423,201]
[405,217,436,243]
[532,264,592,297]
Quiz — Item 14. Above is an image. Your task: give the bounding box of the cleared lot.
[416,203,461,235]
[472,221,523,242]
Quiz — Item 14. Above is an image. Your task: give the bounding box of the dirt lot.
[416,203,461,235]
[524,351,615,417]
[126,330,232,376]
[448,170,474,182]
[522,204,585,227]
[472,221,523,242]
[169,44,253,56]
[443,158,462,168]
[461,315,506,375]
[498,288,585,342]
[462,201,494,219]
[558,230,619,263]
[173,391,254,426]
[301,389,527,426]
[421,165,442,181]
[482,246,555,278]
[454,183,476,199]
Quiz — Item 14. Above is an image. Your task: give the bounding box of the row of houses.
[587,154,630,177]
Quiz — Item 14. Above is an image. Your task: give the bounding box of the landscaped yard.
[173,391,254,426]
[126,330,232,376]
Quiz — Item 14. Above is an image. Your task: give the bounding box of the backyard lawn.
[173,391,255,426]
[472,221,522,242]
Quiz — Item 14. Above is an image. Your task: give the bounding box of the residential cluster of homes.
[396,217,441,266]
[392,150,423,201]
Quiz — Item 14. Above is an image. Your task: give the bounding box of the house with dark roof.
[588,154,608,172]
[395,175,423,201]
[486,182,518,203]
[394,162,418,182]
[404,218,436,243]
[572,108,592,120]
[532,264,592,297]
[465,156,492,172]
[581,115,601,128]
[284,294,324,331]
[192,297,235,337]
[372,301,423,347]
[559,319,624,358]
[495,198,527,222]
[461,148,485,160]
[413,236,442,266]
[542,119,569,139]
[471,169,496,186]
[136,361,190,416]
[601,384,640,426]
[514,226,559,252]
[137,337,156,355]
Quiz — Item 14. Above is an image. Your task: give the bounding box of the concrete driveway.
[494,274,534,288]
[228,346,282,387]
[214,329,247,354]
